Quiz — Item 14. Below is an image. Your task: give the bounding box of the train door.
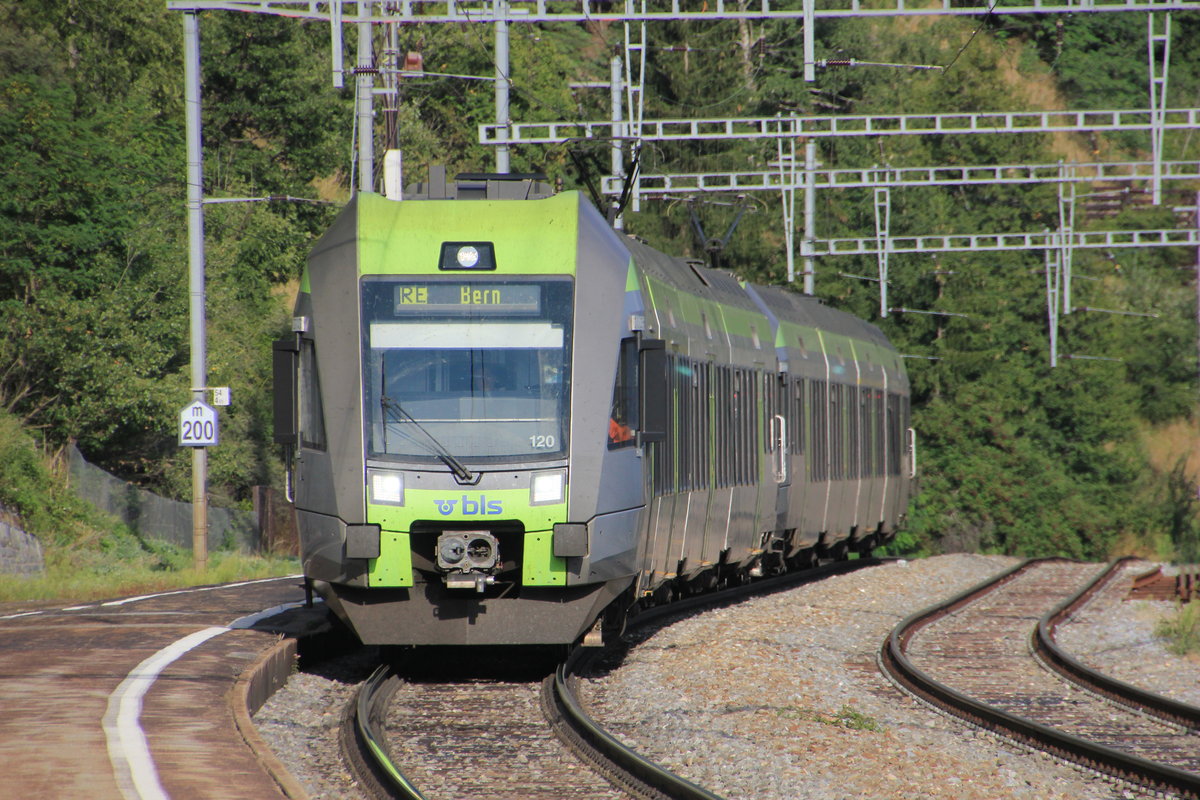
[768,373,791,538]
[784,375,814,550]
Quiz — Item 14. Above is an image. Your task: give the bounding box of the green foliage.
[0,4,1198,565]
[0,3,339,503]
[202,15,350,194]
[777,703,885,732]
[0,408,163,559]
[0,408,296,602]
[1154,602,1200,657]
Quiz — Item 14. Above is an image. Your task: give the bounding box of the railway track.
[340,558,883,800]
[881,557,1200,799]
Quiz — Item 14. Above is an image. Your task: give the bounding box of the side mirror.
[272,335,300,445]
[638,338,668,444]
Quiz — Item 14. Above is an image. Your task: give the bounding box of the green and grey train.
[273,171,914,647]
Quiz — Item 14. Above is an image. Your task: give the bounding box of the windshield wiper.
[380,395,478,484]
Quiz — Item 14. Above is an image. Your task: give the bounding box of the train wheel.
[855,533,878,558]
[787,548,818,571]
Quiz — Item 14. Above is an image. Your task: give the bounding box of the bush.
[1154,602,1200,657]
[0,410,296,603]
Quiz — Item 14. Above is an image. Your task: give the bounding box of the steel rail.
[1036,557,1200,734]
[546,556,887,800]
[880,557,1200,800]
[342,664,427,800]
[344,556,884,799]
[547,661,722,800]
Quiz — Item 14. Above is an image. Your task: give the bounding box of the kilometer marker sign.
[179,400,219,447]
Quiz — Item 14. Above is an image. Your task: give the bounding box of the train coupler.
[436,531,500,592]
[445,573,496,593]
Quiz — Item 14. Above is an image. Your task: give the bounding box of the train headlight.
[530,470,565,506]
[439,241,496,271]
[367,469,404,506]
[456,245,479,268]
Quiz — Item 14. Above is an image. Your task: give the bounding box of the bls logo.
[434,495,503,516]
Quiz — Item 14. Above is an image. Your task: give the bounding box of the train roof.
[621,236,761,313]
[749,283,896,352]
[619,234,894,353]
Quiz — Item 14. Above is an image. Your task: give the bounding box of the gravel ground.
[1056,561,1200,708]
[254,555,1197,800]
[253,647,379,800]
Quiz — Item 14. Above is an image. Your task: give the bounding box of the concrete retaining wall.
[0,507,43,576]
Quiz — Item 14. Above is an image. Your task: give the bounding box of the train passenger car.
[273,170,914,647]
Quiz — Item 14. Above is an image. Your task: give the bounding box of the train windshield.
[361,277,573,463]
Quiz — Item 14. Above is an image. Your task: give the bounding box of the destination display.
[393,283,541,315]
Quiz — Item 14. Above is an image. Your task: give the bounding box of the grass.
[1155,602,1200,657]
[777,703,886,733]
[0,549,299,606]
[0,410,298,606]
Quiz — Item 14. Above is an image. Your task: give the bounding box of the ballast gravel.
[254,555,1197,799]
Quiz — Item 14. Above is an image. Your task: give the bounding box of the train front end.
[275,182,644,646]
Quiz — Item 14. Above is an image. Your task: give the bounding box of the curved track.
[881,557,1200,799]
[342,558,883,800]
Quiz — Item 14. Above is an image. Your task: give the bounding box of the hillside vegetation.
[2,2,1199,567]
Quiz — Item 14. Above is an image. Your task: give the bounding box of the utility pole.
[184,11,208,571]
[611,55,624,228]
[801,0,816,294]
[356,1,375,192]
[495,0,511,174]
[802,139,817,295]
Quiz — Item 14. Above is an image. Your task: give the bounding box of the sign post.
[179,400,220,448]
[184,11,209,573]
[179,400,218,570]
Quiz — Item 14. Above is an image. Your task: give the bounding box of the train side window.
[729,369,739,482]
[729,367,741,485]
[683,358,707,491]
[791,377,805,456]
[299,338,327,451]
[764,374,775,454]
[847,385,859,480]
[728,369,738,485]
[698,362,711,489]
[864,389,872,479]
[649,353,677,495]
[716,366,730,488]
[720,364,729,484]
[861,390,870,478]
[886,392,901,476]
[677,358,692,491]
[608,338,638,449]
[666,355,678,493]
[749,370,760,484]
[809,379,827,483]
[875,391,886,477]
[836,385,843,480]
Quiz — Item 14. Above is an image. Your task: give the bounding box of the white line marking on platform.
[102,601,305,800]
[0,575,302,621]
[101,575,303,607]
